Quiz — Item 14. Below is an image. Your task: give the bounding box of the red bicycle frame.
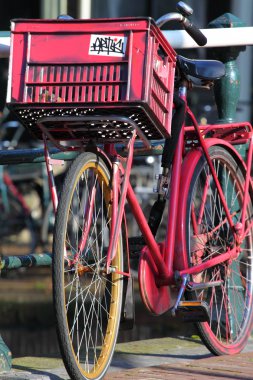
[101,93,253,290]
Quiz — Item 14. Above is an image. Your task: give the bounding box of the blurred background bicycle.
[0,108,67,257]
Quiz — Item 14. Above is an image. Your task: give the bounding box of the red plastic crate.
[7,17,176,143]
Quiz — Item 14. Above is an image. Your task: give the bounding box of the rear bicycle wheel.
[53,152,124,380]
[185,146,253,355]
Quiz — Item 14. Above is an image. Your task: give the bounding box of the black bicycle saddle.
[177,55,225,80]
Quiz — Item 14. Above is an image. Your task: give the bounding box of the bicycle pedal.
[175,300,210,323]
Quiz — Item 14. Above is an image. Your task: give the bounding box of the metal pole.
[3,27,253,57]
[0,32,10,58]
[40,0,67,18]
[163,27,253,48]
[58,0,68,15]
[231,0,253,123]
[208,13,246,124]
[0,337,11,372]
[79,0,92,18]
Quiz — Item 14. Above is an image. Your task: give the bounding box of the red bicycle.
[7,2,253,379]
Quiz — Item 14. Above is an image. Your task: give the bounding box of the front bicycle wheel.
[53,152,124,380]
[185,146,253,355]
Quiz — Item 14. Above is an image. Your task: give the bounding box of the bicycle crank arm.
[187,280,223,291]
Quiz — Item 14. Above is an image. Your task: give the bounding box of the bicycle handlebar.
[156,12,184,27]
[183,19,207,46]
[156,11,207,47]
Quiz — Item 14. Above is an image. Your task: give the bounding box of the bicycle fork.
[105,130,136,276]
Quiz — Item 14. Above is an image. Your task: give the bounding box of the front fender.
[174,138,247,272]
[86,145,130,269]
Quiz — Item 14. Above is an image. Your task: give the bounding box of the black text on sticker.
[89,34,127,56]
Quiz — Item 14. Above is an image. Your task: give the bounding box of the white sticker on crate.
[89,34,127,57]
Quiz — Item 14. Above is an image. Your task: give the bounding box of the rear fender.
[86,145,130,272]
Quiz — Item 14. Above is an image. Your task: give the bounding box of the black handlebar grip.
[183,19,207,46]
